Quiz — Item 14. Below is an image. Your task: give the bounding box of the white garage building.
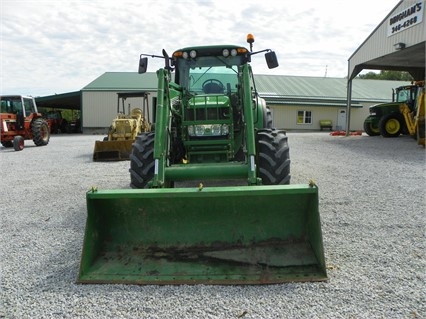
[80,72,410,134]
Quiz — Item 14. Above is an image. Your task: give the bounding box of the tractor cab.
[395,84,422,111]
[172,46,246,95]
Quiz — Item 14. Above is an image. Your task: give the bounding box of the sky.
[1,0,399,97]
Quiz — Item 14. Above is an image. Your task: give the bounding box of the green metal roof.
[82,72,158,91]
[255,74,410,105]
[82,72,410,106]
[36,72,411,111]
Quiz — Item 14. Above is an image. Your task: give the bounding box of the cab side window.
[23,98,35,116]
[0,101,8,113]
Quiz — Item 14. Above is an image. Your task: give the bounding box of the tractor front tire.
[363,120,380,136]
[13,135,24,151]
[256,129,291,185]
[379,113,403,138]
[129,132,155,188]
[32,118,50,146]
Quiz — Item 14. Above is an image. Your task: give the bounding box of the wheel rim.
[385,119,400,134]
[370,124,379,134]
[41,124,49,141]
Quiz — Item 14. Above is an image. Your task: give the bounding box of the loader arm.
[241,64,261,185]
[399,89,426,138]
[399,103,416,135]
[150,69,173,188]
[415,89,425,146]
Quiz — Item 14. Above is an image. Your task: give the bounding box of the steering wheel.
[202,79,225,94]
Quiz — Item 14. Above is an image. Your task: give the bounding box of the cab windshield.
[176,55,242,95]
[1,96,21,113]
[396,88,411,102]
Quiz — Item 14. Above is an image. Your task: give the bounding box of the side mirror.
[138,57,148,74]
[265,51,279,69]
[162,49,172,71]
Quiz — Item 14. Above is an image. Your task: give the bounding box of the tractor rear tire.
[129,132,155,188]
[13,135,24,151]
[363,120,380,136]
[256,129,291,185]
[379,113,403,137]
[32,118,50,146]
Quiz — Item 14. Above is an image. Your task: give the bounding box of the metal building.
[81,72,158,134]
[78,72,409,134]
[346,0,425,131]
[256,75,409,131]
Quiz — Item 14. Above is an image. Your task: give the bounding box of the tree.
[358,70,413,81]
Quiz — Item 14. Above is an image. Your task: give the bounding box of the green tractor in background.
[363,81,424,137]
[78,35,327,285]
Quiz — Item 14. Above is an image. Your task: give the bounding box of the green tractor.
[363,81,424,137]
[78,35,327,285]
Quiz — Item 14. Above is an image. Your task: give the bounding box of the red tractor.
[43,110,69,134]
[1,95,50,151]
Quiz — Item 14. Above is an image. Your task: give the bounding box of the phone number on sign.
[390,16,418,34]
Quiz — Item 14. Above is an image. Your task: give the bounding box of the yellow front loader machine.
[399,83,425,147]
[79,36,328,285]
[93,92,151,161]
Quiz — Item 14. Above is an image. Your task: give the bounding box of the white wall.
[82,91,155,134]
[82,91,377,133]
[269,104,372,131]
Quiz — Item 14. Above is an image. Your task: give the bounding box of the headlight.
[222,49,230,57]
[190,50,197,58]
[187,125,194,135]
[188,124,230,137]
[195,125,205,136]
[221,124,229,135]
[211,124,221,135]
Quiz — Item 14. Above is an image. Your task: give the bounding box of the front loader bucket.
[93,140,134,161]
[78,184,327,285]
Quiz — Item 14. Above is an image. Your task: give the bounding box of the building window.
[297,110,312,124]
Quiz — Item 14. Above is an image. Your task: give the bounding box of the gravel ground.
[1,132,425,319]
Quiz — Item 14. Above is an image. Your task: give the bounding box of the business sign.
[387,0,424,36]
